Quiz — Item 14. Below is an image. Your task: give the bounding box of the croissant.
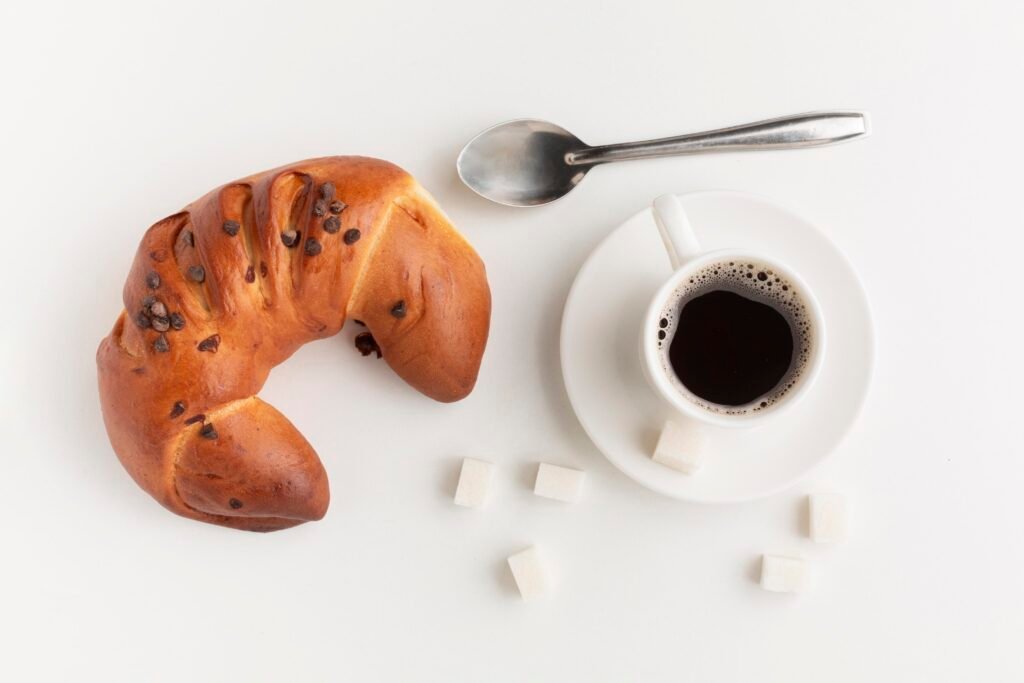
[96,157,491,532]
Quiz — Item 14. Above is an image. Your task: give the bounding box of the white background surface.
[2,1,1022,680]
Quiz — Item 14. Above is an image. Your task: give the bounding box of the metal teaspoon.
[456,111,869,207]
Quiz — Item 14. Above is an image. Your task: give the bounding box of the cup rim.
[641,248,827,428]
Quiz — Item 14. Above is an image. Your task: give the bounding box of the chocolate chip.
[150,301,167,318]
[184,413,205,425]
[135,311,151,329]
[281,230,300,247]
[149,249,168,262]
[199,423,218,440]
[178,229,194,248]
[245,265,255,283]
[390,300,407,318]
[313,200,326,217]
[355,331,382,358]
[188,265,205,283]
[319,182,335,200]
[169,401,186,419]
[197,334,221,353]
[323,216,341,234]
[343,228,361,244]
[329,200,346,214]
[145,271,161,289]
[170,312,185,330]
[153,334,170,353]
[305,238,322,256]
[141,295,156,310]
[222,220,240,236]
[229,498,243,509]
[151,316,170,332]
[260,262,268,277]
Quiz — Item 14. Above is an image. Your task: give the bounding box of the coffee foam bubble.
[656,259,814,415]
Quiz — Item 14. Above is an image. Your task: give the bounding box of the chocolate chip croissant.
[97,157,491,532]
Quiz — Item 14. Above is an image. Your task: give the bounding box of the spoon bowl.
[456,119,590,207]
[457,111,870,207]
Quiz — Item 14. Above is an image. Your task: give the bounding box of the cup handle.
[652,195,702,270]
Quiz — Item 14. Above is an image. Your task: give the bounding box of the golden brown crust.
[97,157,490,531]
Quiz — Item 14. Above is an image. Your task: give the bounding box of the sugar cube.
[760,554,810,593]
[507,546,549,600]
[453,458,494,508]
[652,420,706,474]
[808,493,847,543]
[533,463,585,503]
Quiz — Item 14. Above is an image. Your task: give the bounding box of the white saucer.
[560,191,874,503]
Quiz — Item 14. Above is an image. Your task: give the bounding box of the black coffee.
[657,260,812,413]
[669,289,792,405]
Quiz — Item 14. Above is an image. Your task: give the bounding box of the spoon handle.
[565,111,869,166]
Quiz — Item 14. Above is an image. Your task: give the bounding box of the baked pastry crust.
[96,157,491,531]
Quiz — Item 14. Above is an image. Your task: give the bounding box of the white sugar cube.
[809,493,847,543]
[507,546,549,600]
[760,554,810,593]
[533,463,585,503]
[652,420,706,474]
[453,458,494,508]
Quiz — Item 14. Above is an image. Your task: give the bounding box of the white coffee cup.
[640,195,826,431]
